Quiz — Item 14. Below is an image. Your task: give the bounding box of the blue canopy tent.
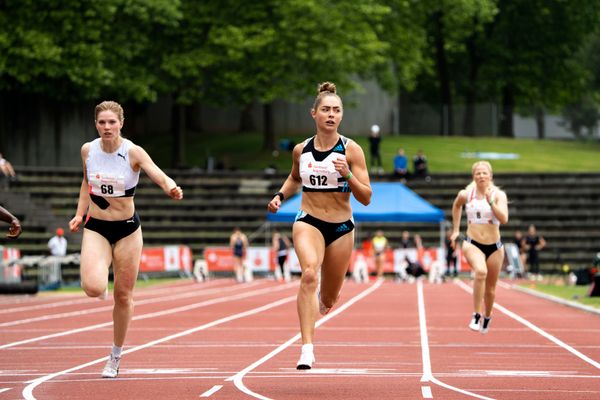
[266,182,446,246]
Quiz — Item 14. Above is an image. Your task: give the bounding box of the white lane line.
[455,279,600,370]
[0,281,262,327]
[0,279,230,315]
[496,280,512,290]
[0,388,11,394]
[1,282,296,350]
[200,385,223,397]
[22,295,296,400]
[229,279,384,400]
[421,386,433,398]
[417,280,496,400]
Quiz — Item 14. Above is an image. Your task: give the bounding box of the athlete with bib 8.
[69,101,183,378]
[267,82,372,369]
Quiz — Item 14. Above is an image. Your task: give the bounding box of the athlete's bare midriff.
[300,191,352,222]
[88,196,136,221]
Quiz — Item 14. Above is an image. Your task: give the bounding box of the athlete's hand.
[168,185,183,200]
[449,231,460,250]
[332,158,350,178]
[267,196,281,213]
[6,219,21,239]
[69,215,83,232]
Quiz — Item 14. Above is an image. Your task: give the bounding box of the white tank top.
[86,138,140,197]
[465,188,499,225]
[299,135,352,193]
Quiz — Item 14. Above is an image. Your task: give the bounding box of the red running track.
[0,277,599,400]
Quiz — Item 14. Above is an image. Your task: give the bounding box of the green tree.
[161,0,391,165]
[481,0,600,137]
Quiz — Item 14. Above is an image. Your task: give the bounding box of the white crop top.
[465,188,499,225]
[299,135,351,193]
[86,138,140,198]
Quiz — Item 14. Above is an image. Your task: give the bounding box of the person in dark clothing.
[445,230,458,277]
[272,230,292,282]
[524,224,546,280]
[368,125,383,174]
[412,149,429,180]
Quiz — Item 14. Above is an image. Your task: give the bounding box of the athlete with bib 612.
[267,82,372,369]
[69,101,183,378]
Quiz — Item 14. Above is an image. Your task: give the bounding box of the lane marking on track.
[0,280,229,315]
[0,281,262,327]
[0,388,11,394]
[22,295,297,400]
[228,279,384,400]
[496,280,512,290]
[455,279,600,370]
[1,282,296,350]
[417,280,495,400]
[421,386,433,398]
[200,385,223,397]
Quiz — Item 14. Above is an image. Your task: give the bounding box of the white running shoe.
[317,291,331,316]
[480,316,492,334]
[102,354,121,378]
[296,350,315,370]
[468,313,481,331]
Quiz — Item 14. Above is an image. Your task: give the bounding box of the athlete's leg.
[80,229,112,298]
[462,242,487,315]
[483,247,504,317]
[111,228,142,347]
[293,222,325,345]
[320,231,354,309]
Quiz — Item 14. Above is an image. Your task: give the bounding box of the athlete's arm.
[450,189,467,243]
[335,141,371,206]
[0,205,22,238]
[131,145,182,200]
[69,143,91,232]
[267,144,303,213]
[489,189,508,224]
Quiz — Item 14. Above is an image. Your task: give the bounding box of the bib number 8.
[100,184,114,195]
[309,175,328,186]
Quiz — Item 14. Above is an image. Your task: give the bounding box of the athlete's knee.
[473,268,487,281]
[300,268,319,291]
[81,281,106,298]
[113,288,134,308]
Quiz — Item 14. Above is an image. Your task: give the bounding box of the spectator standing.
[524,224,546,280]
[230,227,249,283]
[445,230,459,277]
[272,230,292,282]
[368,124,383,174]
[46,227,68,288]
[48,227,68,256]
[393,148,409,182]
[371,230,389,279]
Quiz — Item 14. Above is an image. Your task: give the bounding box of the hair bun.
[318,81,337,94]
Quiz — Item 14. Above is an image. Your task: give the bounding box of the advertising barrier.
[203,246,469,275]
[139,245,192,274]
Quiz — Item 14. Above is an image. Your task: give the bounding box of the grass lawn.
[519,280,600,309]
[135,132,600,173]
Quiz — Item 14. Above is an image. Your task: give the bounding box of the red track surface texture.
[1,278,599,400]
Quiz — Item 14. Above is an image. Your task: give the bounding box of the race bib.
[88,172,126,197]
